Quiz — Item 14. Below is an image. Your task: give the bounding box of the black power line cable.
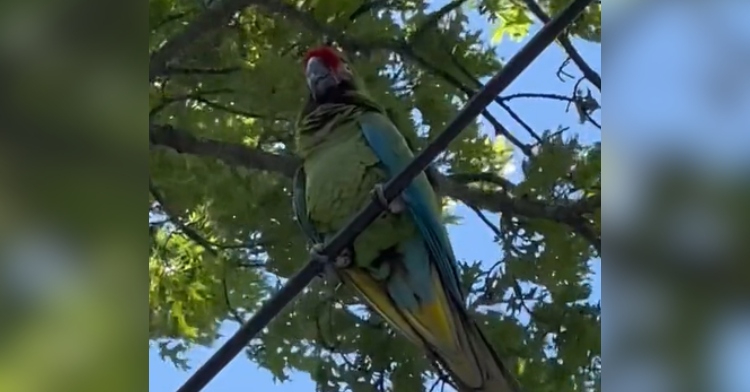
[174,1,595,391]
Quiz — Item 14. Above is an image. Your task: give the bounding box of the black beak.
[305,57,339,100]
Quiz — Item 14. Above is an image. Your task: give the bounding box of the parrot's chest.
[303,135,385,231]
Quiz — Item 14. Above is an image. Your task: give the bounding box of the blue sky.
[149,4,602,391]
[606,2,750,166]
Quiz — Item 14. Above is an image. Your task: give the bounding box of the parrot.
[292,46,519,392]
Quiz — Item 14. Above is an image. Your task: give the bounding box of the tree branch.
[149,179,222,255]
[501,93,576,103]
[445,48,545,144]
[521,0,601,91]
[347,0,395,22]
[150,123,600,250]
[149,0,281,82]
[152,12,194,32]
[164,66,242,76]
[440,34,549,153]
[449,172,516,191]
[192,97,286,121]
[149,88,233,117]
[411,0,470,41]
[150,178,266,254]
[150,123,298,177]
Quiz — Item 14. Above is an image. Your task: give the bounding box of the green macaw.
[292,46,518,392]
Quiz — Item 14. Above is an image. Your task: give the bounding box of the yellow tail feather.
[341,269,423,346]
[341,266,518,391]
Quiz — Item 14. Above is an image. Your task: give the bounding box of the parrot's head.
[303,46,356,103]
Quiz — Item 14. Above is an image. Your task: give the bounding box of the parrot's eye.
[338,63,352,77]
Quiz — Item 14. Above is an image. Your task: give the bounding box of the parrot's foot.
[333,248,353,269]
[372,183,405,214]
[310,244,353,270]
[322,262,341,285]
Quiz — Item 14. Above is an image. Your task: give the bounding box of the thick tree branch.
[150,123,298,176]
[411,0,470,41]
[449,172,516,191]
[152,12,194,32]
[521,0,601,91]
[347,0,395,22]
[150,124,599,250]
[149,0,280,82]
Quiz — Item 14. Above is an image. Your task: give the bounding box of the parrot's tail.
[340,257,520,392]
[428,296,520,392]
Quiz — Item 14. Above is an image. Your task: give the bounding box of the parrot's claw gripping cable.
[322,262,341,286]
[309,244,352,272]
[334,248,353,268]
[372,183,405,214]
[309,243,330,264]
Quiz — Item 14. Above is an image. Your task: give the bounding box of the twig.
[445,48,544,144]
[149,178,265,253]
[585,114,601,130]
[496,100,544,144]
[501,93,576,103]
[165,66,242,75]
[556,57,574,81]
[468,207,566,331]
[149,180,222,254]
[521,0,601,91]
[150,89,233,117]
[530,127,569,149]
[192,97,283,120]
[411,0,470,41]
[149,0,282,82]
[469,205,502,241]
[347,0,394,22]
[222,267,245,323]
[153,12,193,31]
[409,43,534,156]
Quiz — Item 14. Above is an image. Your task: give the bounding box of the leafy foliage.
[148,0,601,391]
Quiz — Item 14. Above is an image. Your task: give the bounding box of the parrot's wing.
[356,111,464,304]
[386,108,441,193]
[403,135,441,193]
[291,166,323,245]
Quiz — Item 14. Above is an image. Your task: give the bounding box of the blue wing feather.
[356,111,465,303]
[292,166,323,245]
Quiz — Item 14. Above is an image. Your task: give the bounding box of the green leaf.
[491,5,533,44]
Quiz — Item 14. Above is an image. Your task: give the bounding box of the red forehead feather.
[303,47,341,69]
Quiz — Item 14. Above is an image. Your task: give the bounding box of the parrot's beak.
[305,56,339,100]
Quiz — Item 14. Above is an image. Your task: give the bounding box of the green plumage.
[300,107,419,267]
